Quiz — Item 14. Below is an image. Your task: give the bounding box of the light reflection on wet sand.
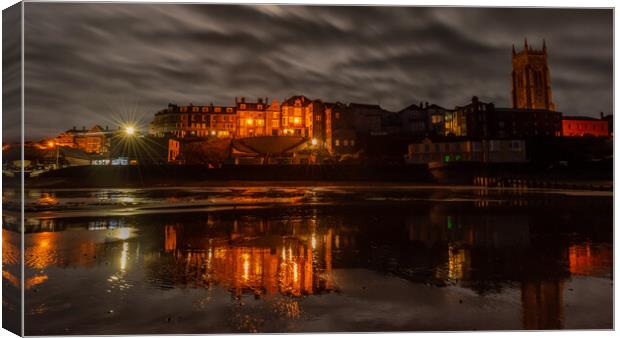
[10,186,613,334]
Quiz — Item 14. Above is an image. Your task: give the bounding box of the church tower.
[511,39,555,111]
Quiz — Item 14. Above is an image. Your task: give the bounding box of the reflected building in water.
[14,201,613,332]
[405,207,611,330]
[156,220,337,298]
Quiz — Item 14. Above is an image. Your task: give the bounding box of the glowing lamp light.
[125,126,135,135]
[311,138,318,146]
[293,117,301,124]
[246,118,254,126]
[47,141,55,148]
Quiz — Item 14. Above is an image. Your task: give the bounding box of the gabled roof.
[398,103,421,113]
[282,95,314,106]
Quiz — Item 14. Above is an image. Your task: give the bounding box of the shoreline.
[4,162,612,190]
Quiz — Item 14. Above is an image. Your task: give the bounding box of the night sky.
[8,4,614,141]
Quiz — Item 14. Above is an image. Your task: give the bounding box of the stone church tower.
[511,39,556,111]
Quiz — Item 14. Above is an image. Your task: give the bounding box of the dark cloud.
[17,4,612,142]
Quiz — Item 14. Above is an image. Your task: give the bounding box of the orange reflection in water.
[26,232,57,270]
[568,242,612,278]
[25,274,49,289]
[24,230,107,270]
[2,270,19,288]
[164,224,333,297]
[37,193,59,206]
[2,229,19,266]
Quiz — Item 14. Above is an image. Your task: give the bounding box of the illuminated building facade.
[235,97,272,137]
[150,96,328,142]
[52,125,111,154]
[562,116,609,137]
[512,39,556,111]
[150,103,237,138]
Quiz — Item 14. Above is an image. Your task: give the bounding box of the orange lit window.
[202,107,209,113]
[215,107,221,113]
[192,107,199,112]
[246,118,254,126]
[226,107,233,113]
[293,117,301,124]
[257,105,263,110]
[180,107,188,113]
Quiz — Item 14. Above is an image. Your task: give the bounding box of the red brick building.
[562,116,609,137]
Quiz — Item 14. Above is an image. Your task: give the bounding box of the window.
[335,139,340,146]
[215,107,221,113]
[202,107,209,113]
[180,107,188,113]
[335,112,340,119]
[344,139,349,146]
[351,140,355,147]
[257,105,263,110]
[192,106,199,113]
[240,104,246,110]
[226,107,233,113]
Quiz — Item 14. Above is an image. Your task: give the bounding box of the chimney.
[600,112,604,119]
[258,98,263,104]
[72,126,76,131]
[235,97,238,104]
[82,126,86,131]
[425,102,429,109]
[241,97,245,103]
[106,125,109,131]
[265,97,268,104]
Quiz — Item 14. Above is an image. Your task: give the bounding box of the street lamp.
[125,126,135,135]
